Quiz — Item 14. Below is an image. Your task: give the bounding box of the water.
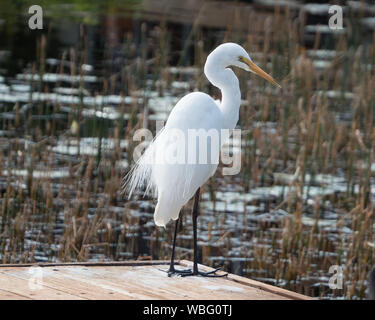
[1,0,375,299]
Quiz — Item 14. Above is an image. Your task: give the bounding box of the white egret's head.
[208,42,281,88]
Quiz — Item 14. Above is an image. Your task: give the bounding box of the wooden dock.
[0,260,311,300]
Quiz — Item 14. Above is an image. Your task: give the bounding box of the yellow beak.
[242,57,281,88]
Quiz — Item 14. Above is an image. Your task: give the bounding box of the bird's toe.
[167,268,193,277]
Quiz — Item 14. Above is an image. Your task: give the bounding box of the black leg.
[192,187,200,274]
[167,217,191,277]
[181,188,227,278]
[168,218,179,273]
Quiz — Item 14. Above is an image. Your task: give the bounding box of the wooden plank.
[0,270,85,300]
[0,260,312,300]
[54,266,172,300]
[154,264,289,300]
[180,260,312,300]
[10,267,136,300]
[0,288,31,300]
[0,260,171,268]
[53,265,288,300]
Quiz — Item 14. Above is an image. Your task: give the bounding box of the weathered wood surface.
[0,260,311,300]
[140,0,271,31]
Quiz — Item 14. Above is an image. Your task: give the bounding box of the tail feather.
[122,147,155,199]
[154,192,181,227]
[123,126,195,227]
[122,128,165,198]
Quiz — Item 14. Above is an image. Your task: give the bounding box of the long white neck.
[204,62,241,130]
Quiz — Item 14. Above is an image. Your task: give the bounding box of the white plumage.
[124,42,280,227]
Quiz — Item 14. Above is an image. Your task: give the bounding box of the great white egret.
[125,42,280,276]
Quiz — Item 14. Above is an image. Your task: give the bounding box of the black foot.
[181,267,228,278]
[167,267,193,277]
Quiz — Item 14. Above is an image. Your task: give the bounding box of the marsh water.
[1,0,375,299]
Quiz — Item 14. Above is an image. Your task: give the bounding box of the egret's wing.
[124,91,223,227]
[151,92,223,226]
[152,92,222,200]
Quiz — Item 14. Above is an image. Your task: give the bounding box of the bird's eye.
[238,56,247,64]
